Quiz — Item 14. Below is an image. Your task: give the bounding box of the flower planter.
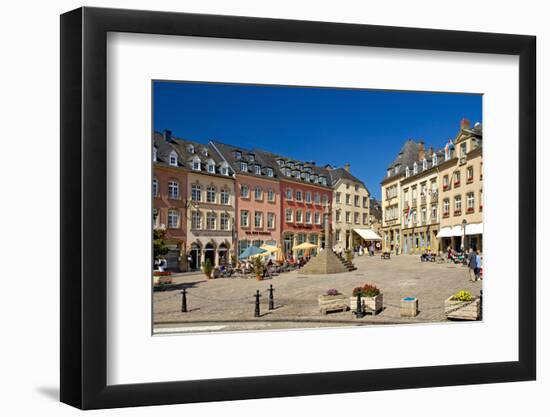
[444,296,480,320]
[318,294,348,315]
[153,271,173,285]
[400,297,418,317]
[349,294,383,315]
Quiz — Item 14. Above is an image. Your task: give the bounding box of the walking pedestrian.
[467,248,476,282]
[475,250,482,281]
[395,242,399,256]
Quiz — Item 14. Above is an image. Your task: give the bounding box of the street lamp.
[462,218,467,252]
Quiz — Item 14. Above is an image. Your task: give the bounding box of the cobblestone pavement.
[153,254,482,333]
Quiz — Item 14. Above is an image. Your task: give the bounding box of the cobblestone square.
[153,254,482,334]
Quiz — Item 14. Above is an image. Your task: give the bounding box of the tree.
[153,229,169,260]
[202,258,213,278]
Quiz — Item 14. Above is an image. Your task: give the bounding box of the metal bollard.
[254,290,261,317]
[181,288,187,313]
[479,289,483,320]
[354,293,365,318]
[268,284,275,310]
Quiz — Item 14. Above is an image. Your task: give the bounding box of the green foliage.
[253,256,264,277]
[202,258,213,278]
[153,229,169,260]
[452,290,473,301]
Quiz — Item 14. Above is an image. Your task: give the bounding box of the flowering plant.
[325,288,341,296]
[451,290,474,301]
[352,284,380,297]
[153,271,172,276]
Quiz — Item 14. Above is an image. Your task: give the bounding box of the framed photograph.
[60,6,536,410]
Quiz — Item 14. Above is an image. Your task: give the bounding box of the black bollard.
[268,284,275,310]
[479,289,483,321]
[354,293,364,318]
[254,290,261,317]
[181,288,187,313]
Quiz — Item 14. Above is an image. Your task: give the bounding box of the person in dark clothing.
[467,248,477,282]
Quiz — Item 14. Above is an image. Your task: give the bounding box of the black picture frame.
[60,6,536,410]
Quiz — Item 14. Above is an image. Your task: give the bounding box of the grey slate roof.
[210,141,277,180]
[153,131,233,176]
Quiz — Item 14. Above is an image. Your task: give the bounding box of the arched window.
[413,162,418,175]
[220,213,230,230]
[206,185,216,203]
[220,188,230,205]
[422,159,427,170]
[192,156,201,171]
[168,180,179,199]
[240,184,249,198]
[220,162,229,176]
[405,166,410,177]
[191,211,202,229]
[432,154,438,166]
[206,212,217,230]
[152,178,158,197]
[254,186,263,200]
[207,159,215,174]
[169,151,178,166]
[191,184,201,202]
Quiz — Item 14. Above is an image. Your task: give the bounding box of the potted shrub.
[253,256,264,281]
[153,270,172,286]
[202,258,213,279]
[445,290,480,320]
[350,284,383,315]
[345,249,353,263]
[318,288,348,315]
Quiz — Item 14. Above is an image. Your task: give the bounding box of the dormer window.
[413,162,418,175]
[201,148,209,157]
[235,151,242,159]
[220,162,229,176]
[422,159,427,170]
[187,144,194,154]
[405,166,410,177]
[394,165,400,174]
[266,168,273,177]
[254,165,261,175]
[169,151,178,167]
[277,159,284,166]
[387,169,391,177]
[240,162,248,172]
[319,176,326,186]
[153,146,158,162]
[192,156,201,171]
[248,154,255,162]
[207,159,215,174]
[432,154,438,166]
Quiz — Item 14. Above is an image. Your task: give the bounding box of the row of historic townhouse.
[380,119,483,255]
[153,131,374,272]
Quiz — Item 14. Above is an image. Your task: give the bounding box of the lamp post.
[461,219,467,252]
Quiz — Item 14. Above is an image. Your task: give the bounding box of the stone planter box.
[400,297,419,317]
[444,296,480,320]
[153,275,173,285]
[349,294,383,315]
[318,294,348,314]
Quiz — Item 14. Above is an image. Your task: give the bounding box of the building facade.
[264,154,332,258]
[328,164,372,252]
[380,119,483,255]
[211,142,282,257]
[437,119,483,252]
[153,131,188,271]
[400,143,443,254]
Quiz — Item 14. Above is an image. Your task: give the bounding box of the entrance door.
[218,243,228,265]
[204,243,216,266]
[190,244,201,270]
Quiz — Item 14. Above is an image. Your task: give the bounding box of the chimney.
[163,129,172,141]
[418,141,425,161]
[460,118,470,130]
[344,163,350,172]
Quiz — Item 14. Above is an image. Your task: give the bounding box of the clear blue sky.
[153,81,482,200]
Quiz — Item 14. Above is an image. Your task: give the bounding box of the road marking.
[154,325,226,334]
